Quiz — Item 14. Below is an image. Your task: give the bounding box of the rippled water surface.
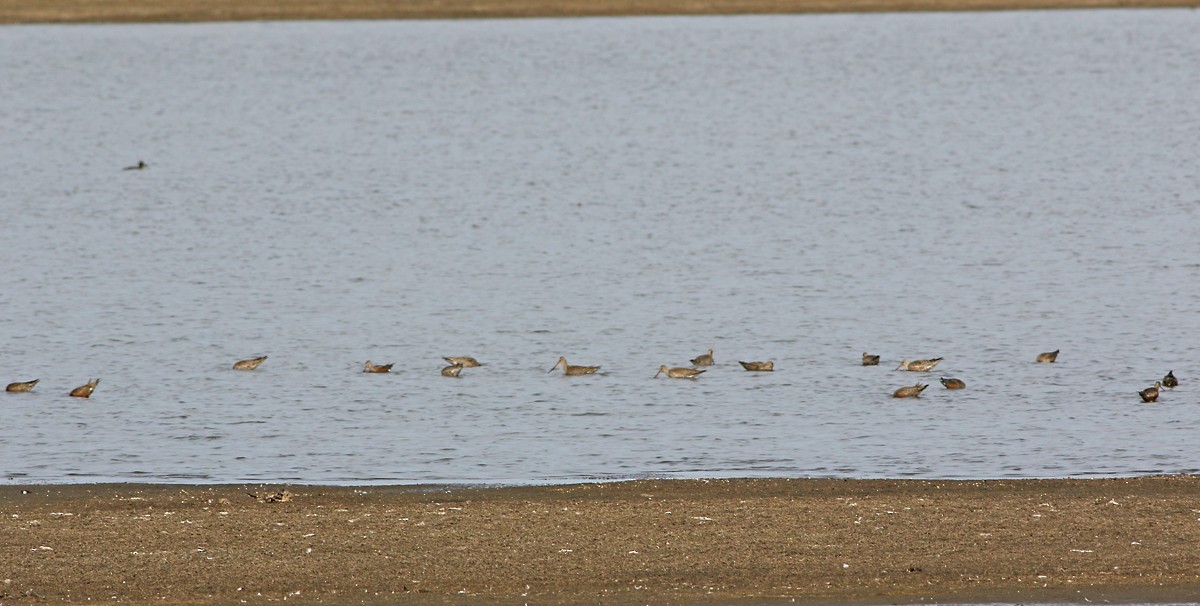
[2,11,1198,484]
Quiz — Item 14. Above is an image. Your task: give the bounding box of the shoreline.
[1,0,1199,24]
[5,476,1200,604]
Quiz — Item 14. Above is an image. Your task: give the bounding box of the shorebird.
[655,365,706,379]
[441,363,464,377]
[690,349,715,366]
[549,357,600,376]
[862,353,880,366]
[5,379,38,393]
[443,356,482,368]
[896,358,943,372]
[123,160,146,170]
[1139,381,1161,403]
[69,378,100,398]
[1162,370,1178,389]
[892,383,929,398]
[738,360,774,372]
[1036,350,1059,363]
[940,377,966,390]
[232,356,268,370]
[363,360,393,373]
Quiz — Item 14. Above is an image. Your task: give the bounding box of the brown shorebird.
[690,349,715,366]
[896,358,943,372]
[443,356,482,368]
[940,377,966,390]
[6,379,39,393]
[862,353,880,366]
[1036,350,1059,363]
[1162,370,1178,389]
[738,360,774,372]
[363,360,393,373]
[655,365,706,379]
[441,363,464,377]
[549,357,600,376]
[893,383,929,398]
[1139,381,1161,403]
[232,356,268,371]
[69,379,100,398]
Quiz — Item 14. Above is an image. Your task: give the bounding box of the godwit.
[1139,381,1161,403]
[549,357,600,376]
[443,356,482,367]
[896,358,942,372]
[892,383,929,398]
[232,356,268,370]
[738,361,774,372]
[5,379,38,393]
[655,365,706,379]
[69,378,100,398]
[690,349,714,366]
[1036,350,1059,363]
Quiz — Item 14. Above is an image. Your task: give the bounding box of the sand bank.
[1,0,1198,23]
[3,477,1200,604]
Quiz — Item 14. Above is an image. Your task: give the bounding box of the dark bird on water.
[1139,381,1161,403]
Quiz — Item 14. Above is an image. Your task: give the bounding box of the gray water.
[1,11,1198,485]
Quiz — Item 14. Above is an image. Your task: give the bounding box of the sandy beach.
[0,0,1198,23]
[4,477,1200,604]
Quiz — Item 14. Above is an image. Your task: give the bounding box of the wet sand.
[4,476,1200,604]
[0,0,1198,23]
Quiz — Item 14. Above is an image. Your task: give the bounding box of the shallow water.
[1,11,1198,484]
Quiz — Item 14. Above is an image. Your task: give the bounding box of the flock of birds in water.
[19,161,1163,403]
[876,350,1177,402]
[35,162,1165,403]
[3,349,1180,403]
